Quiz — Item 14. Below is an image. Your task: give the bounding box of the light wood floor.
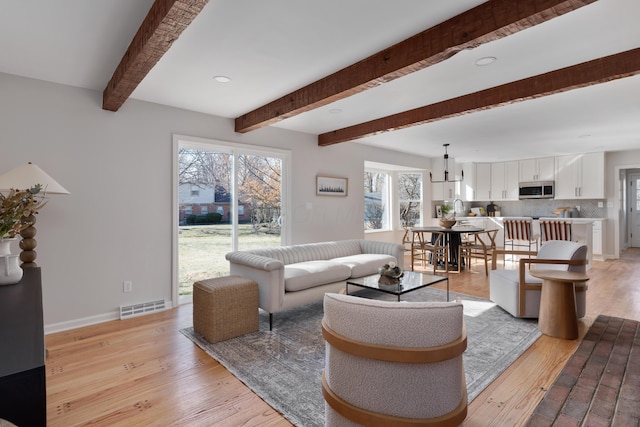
[45,248,640,426]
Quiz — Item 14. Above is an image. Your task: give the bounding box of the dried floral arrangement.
[0,185,46,238]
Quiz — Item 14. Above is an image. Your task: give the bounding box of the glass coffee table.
[345,271,449,301]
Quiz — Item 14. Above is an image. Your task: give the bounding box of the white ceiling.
[1,0,639,163]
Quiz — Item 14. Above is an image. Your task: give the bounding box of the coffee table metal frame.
[345,271,449,301]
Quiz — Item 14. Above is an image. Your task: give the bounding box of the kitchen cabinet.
[490,161,519,201]
[592,220,603,257]
[475,163,492,201]
[459,162,475,201]
[519,157,555,182]
[432,180,459,201]
[431,158,461,201]
[555,152,604,199]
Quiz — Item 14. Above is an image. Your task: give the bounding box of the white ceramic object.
[0,238,23,285]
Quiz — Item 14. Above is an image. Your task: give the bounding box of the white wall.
[605,150,640,258]
[0,73,428,331]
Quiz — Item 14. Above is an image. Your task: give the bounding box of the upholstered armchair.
[489,240,588,318]
[322,293,467,426]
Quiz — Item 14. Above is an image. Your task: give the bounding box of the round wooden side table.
[529,269,590,340]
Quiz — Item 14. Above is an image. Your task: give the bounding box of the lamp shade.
[0,162,70,194]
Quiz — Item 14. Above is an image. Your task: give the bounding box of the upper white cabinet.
[475,163,492,201]
[555,152,604,199]
[519,157,555,182]
[459,162,476,201]
[431,157,461,201]
[490,161,519,201]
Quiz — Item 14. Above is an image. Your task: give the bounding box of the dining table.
[410,225,485,270]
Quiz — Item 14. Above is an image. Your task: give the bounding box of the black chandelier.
[429,143,464,183]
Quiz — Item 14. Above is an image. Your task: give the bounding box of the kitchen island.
[443,216,604,267]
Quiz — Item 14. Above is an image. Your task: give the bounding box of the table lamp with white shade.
[0,162,70,268]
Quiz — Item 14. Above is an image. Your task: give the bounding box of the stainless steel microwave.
[519,181,554,199]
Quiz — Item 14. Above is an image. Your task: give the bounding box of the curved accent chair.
[489,240,588,318]
[322,293,467,426]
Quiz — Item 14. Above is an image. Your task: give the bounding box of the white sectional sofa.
[225,239,404,329]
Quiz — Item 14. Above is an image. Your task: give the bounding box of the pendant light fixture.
[430,143,464,183]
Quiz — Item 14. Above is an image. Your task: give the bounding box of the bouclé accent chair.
[489,240,588,318]
[322,293,467,426]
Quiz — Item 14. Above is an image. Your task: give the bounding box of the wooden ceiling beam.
[102,0,209,112]
[234,0,595,133]
[318,48,640,146]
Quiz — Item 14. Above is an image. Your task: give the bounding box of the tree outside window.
[399,173,422,227]
[364,171,389,231]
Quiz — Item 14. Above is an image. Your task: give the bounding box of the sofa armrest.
[358,240,406,269]
[226,252,285,315]
[225,252,284,271]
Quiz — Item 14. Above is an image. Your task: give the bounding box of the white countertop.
[456,216,604,222]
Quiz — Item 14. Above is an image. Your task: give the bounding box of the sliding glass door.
[175,136,289,302]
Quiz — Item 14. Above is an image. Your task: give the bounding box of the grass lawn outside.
[178,224,281,296]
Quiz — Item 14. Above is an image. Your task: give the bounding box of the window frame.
[364,164,426,233]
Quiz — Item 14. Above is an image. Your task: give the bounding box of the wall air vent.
[120,300,167,320]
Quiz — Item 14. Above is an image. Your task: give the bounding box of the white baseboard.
[45,300,174,335]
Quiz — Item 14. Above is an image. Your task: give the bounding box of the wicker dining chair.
[460,229,498,276]
[410,230,449,273]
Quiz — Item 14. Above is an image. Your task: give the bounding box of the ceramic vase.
[0,238,23,285]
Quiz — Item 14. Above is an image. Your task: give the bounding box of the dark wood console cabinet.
[0,267,47,426]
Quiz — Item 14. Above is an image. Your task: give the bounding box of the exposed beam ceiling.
[102,0,209,112]
[234,0,596,133]
[318,48,640,146]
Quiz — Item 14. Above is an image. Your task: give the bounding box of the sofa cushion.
[284,261,352,292]
[246,240,363,265]
[331,254,397,278]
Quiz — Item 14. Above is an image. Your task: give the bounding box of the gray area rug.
[181,288,541,427]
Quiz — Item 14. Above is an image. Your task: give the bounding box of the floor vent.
[120,300,167,320]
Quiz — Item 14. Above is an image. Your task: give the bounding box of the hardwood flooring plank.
[45,248,640,426]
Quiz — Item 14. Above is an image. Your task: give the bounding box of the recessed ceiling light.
[328,109,342,114]
[213,75,231,83]
[475,56,497,66]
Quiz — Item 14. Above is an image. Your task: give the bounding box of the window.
[364,165,424,232]
[174,135,290,303]
[399,172,422,228]
[191,189,200,197]
[364,170,390,231]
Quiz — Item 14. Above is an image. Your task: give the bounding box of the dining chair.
[503,217,539,253]
[401,226,412,253]
[539,220,572,243]
[410,230,449,273]
[461,229,498,276]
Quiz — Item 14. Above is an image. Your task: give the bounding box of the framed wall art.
[316,175,348,197]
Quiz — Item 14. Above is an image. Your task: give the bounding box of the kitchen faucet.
[453,198,464,215]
